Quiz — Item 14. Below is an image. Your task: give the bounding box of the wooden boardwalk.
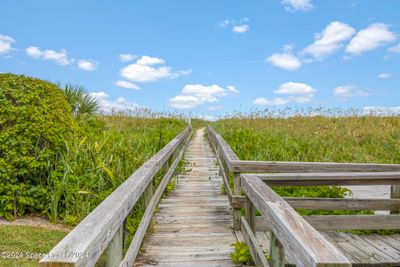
[40,125,400,267]
[135,128,240,267]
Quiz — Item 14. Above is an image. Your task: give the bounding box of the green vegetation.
[230,241,253,265]
[0,74,76,220]
[213,114,400,213]
[0,74,186,224]
[230,241,269,265]
[0,225,68,267]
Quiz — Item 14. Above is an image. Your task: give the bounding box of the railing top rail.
[40,126,191,267]
[207,126,239,170]
[241,174,351,267]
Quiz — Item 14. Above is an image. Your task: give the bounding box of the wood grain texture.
[285,197,400,211]
[241,174,351,267]
[119,131,189,267]
[39,126,191,267]
[231,160,400,173]
[255,172,400,186]
[240,216,270,267]
[134,128,239,267]
[255,214,400,231]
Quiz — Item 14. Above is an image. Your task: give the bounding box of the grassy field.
[213,115,400,201]
[0,225,68,267]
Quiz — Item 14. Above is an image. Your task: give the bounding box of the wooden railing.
[207,126,400,267]
[40,126,192,267]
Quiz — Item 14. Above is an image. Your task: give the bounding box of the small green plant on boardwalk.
[230,241,254,265]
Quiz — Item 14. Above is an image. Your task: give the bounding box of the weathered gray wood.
[391,185,400,214]
[208,130,233,201]
[231,160,400,173]
[144,182,153,207]
[39,126,191,267]
[241,216,270,267]
[134,128,239,266]
[233,172,241,230]
[106,226,123,267]
[119,132,188,267]
[255,214,400,231]
[254,172,400,186]
[269,232,285,267]
[285,197,400,211]
[207,126,239,171]
[245,195,255,231]
[241,174,351,267]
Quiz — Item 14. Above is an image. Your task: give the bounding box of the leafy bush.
[230,241,253,265]
[0,74,75,219]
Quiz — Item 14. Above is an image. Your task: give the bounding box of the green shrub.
[0,73,75,219]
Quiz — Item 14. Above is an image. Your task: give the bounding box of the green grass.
[0,225,68,267]
[212,115,400,220]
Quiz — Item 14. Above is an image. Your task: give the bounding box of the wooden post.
[163,161,169,175]
[233,172,241,230]
[391,185,400,214]
[106,226,123,267]
[269,232,285,267]
[245,195,255,231]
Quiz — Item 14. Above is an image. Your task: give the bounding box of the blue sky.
[1,0,399,117]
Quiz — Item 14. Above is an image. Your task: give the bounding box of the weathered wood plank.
[119,133,188,267]
[241,174,351,267]
[255,214,400,231]
[255,172,400,186]
[285,197,400,211]
[241,216,270,267]
[39,126,191,267]
[231,160,400,173]
[134,128,239,266]
[391,185,400,214]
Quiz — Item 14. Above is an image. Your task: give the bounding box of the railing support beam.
[391,185,400,214]
[106,226,123,267]
[233,172,241,230]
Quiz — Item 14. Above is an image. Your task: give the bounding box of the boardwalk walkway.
[135,128,240,267]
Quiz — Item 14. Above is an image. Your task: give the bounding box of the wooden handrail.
[241,174,351,267]
[230,159,400,173]
[39,126,191,267]
[253,172,400,186]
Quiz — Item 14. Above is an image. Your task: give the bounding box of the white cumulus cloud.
[333,85,370,100]
[0,35,15,54]
[378,73,391,79]
[267,52,302,70]
[219,18,250,34]
[115,80,140,90]
[90,91,140,113]
[303,21,356,59]
[120,55,190,83]
[169,84,239,109]
[119,53,138,62]
[275,82,316,95]
[78,59,99,71]
[254,82,316,106]
[346,23,396,55]
[233,24,249,33]
[281,0,313,12]
[26,46,71,65]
